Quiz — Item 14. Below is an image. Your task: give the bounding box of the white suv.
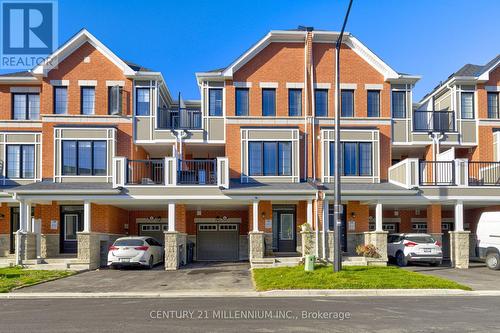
[388,233,443,267]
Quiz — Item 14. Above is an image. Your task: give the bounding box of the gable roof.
[196,29,418,83]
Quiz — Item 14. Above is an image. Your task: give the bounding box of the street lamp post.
[334,0,354,272]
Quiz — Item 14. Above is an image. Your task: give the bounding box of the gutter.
[323,189,419,196]
[6,189,121,195]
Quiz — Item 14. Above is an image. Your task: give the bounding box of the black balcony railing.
[413,111,455,132]
[157,108,202,130]
[178,159,217,185]
[468,161,500,186]
[419,160,455,186]
[127,159,164,185]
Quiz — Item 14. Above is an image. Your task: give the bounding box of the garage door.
[139,224,167,244]
[197,224,239,261]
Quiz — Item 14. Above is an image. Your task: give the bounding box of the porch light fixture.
[197,208,202,216]
[0,213,4,220]
[415,209,420,215]
[350,212,356,218]
[394,209,399,217]
[261,212,266,220]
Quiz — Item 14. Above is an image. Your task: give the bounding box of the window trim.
[135,87,150,116]
[487,92,499,119]
[262,88,276,117]
[108,86,123,115]
[460,91,475,119]
[53,86,68,115]
[11,92,40,120]
[248,141,292,177]
[341,89,355,117]
[61,140,107,176]
[208,88,223,117]
[329,141,373,177]
[288,88,302,117]
[80,86,96,115]
[391,90,407,118]
[314,89,329,117]
[5,144,35,179]
[367,90,380,117]
[235,87,249,116]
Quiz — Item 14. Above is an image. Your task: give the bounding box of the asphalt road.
[1,297,500,332]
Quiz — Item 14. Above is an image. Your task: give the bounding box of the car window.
[114,239,144,246]
[145,239,154,246]
[405,236,435,244]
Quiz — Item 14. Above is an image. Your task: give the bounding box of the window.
[262,88,276,116]
[367,90,380,117]
[341,90,354,117]
[80,87,95,115]
[54,87,68,114]
[62,141,107,176]
[391,91,406,118]
[108,86,123,115]
[136,87,150,116]
[288,89,302,116]
[235,88,249,116]
[12,93,39,120]
[248,141,292,176]
[209,89,223,116]
[6,145,35,179]
[329,142,373,176]
[461,92,474,119]
[315,89,328,117]
[488,92,499,119]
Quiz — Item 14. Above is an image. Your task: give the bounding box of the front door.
[9,207,19,254]
[272,207,296,252]
[60,206,84,254]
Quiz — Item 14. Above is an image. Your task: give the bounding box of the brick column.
[427,204,443,243]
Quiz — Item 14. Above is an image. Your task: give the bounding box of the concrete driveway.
[403,261,500,290]
[14,262,254,293]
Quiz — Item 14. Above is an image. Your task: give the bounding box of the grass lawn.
[253,265,471,291]
[0,266,74,293]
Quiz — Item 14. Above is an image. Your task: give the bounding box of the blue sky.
[8,0,500,100]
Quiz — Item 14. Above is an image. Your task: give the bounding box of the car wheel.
[429,262,439,267]
[148,256,154,270]
[486,252,500,270]
[396,251,407,267]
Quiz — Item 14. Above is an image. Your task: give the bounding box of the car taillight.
[404,241,417,247]
[435,241,442,247]
[109,245,118,251]
[134,246,149,251]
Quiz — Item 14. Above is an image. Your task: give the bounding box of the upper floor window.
[209,88,223,116]
[80,87,95,115]
[460,92,474,119]
[136,87,150,116]
[367,90,380,117]
[329,142,372,176]
[391,91,406,118]
[235,88,249,116]
[487,92,499,119]
[62,140,107,176]
[315,89,328,117]
[288,89,302,116]
[341,90,354,117]
[6,145,35,179]
[54,87,68,114]
[12,93,39,120]
[262,88,276,116]
[248,141,292,176]
[108,86,123,115]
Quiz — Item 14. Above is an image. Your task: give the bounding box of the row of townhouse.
[0,27,498,270]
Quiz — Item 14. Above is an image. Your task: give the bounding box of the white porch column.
[375,203,383,232]
[307,199,313,226]
[25,202,32,232]
[19,200,27,232]
[83,201,91,233]
[252,200,259,232]
[455,201,464,232]
[168,202,176,232]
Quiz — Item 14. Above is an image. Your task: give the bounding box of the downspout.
[303,31,308,182]
[314,192,319,258]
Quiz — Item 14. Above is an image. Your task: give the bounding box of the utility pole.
[334,0,353,272]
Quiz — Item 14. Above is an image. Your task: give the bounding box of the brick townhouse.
[0,27,498,270]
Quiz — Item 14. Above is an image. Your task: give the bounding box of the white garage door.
[197,224,239,261]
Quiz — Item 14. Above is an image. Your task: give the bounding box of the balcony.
[419,161,455,186]
[157,107,202,130]
[468,161,500,186]
[112,156,229,188]
[413,111,455,132]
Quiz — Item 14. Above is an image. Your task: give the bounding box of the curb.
[3,289,500,299]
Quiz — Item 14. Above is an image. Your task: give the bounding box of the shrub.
[355,244,380,258]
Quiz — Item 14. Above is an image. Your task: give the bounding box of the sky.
[4,0,500,101]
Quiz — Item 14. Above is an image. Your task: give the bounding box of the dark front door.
[272,207,296,253]
[9,207,19,254]
[60,206,84,254]
[329,204,348,252]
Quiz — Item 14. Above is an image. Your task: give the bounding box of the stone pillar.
[300,230,315,257]
[18,232,37,261]
[40,234,60,258]
[0,234,9,257]
[248,231,265,260]
[450,231,470,269]
[364,231,388,261]
[164,231,187,270]
[327,230,335,262]
[427,204,443,243]
[77,232,101,269]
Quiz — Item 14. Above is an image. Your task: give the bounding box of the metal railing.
[178,159,217,185]
[126,160,164,185]
[468,161,500,186]
[419,160,455,186]
[413,111,455,132]
[157,108,202,130]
